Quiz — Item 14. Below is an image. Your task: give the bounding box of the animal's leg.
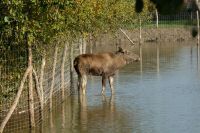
[108,76,114,94]
[77,76,81,94]
[101,75,107,94]
[82,75,87,95]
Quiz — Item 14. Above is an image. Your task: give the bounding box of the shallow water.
[43,43,200,133]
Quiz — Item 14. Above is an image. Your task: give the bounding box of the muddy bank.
[123,27,196,43]
[89,27,196,53]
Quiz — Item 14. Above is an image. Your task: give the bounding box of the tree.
[136,0,185,14]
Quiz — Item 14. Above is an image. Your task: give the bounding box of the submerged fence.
[0,40,80,133]
[0,11,199,133]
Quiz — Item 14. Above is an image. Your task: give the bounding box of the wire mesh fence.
[0,11,199,133]
[122,11,199,44]
[0,40,80,133]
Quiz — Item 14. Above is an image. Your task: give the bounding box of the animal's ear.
[118,47,125,53]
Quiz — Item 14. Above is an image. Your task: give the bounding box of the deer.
[74,47,140,95]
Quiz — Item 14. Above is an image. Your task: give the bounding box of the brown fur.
[74,47,140,95]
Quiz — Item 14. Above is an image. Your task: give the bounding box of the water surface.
[43,43,200,133]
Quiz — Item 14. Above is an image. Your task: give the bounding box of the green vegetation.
[0,0,155,46]
[0,0,155,102]
[136,0,186,14]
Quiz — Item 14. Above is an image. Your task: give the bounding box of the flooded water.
[42,43,200,133]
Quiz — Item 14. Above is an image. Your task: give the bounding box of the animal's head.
[116,47,140,64]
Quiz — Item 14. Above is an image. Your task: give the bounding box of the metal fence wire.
[0,40,79,133]
[0,11,199,133]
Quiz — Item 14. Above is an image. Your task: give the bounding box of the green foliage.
[0,0,155,102]
[0,0,154,47]
[136,0,185,14]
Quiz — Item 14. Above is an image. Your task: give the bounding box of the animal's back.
[74,53,116,76]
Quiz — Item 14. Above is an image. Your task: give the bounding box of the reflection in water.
[197,45,199,71]
[43,94,134,133]
[41,43,200,133]
[61,101,65,129]
[156,43,160,73]
[139,44,143,74]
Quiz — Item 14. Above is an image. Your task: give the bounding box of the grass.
[123,20,197,29]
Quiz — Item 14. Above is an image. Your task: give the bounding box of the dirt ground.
[124,27,196,43]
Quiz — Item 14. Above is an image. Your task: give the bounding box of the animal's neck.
[115,54,127,69]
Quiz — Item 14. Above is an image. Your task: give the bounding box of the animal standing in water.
[74,47,140,95]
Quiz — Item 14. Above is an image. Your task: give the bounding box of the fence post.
[70,42,74,94]
[139,44,143,74]
[197,10,199,45]
[139,19,142,45]
[61,43,68,101]
[89,34,93,53]
[40,57,45,110]
[83,36,87,54]
[28,45,35,128]
[157,43,160,73]
[79,37,83,54]
[49,44,58,110]
[0,67,31,133]
[119,28,135,46]
[156,9,159,28]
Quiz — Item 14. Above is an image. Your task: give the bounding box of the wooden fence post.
[83,36,87,54]
[49,44,58,110]
[89,34,93,53]
[32,68,43,113]
[61,43,68,101]
[70,42,74,94]
[61,103,66,129]
[28,45,35,128]
[0,67,31,133]
[119,28,135,46]
[156,9,159,28]
[197,10,199,45]
[157,44,160,73]
[40,57,45,110]
[139,44,143,74]
[139,19,142,45]
[79,38,83,54]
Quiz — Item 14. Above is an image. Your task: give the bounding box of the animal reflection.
[76,95,132,133]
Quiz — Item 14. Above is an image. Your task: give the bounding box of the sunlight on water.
[42,43,200,133]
